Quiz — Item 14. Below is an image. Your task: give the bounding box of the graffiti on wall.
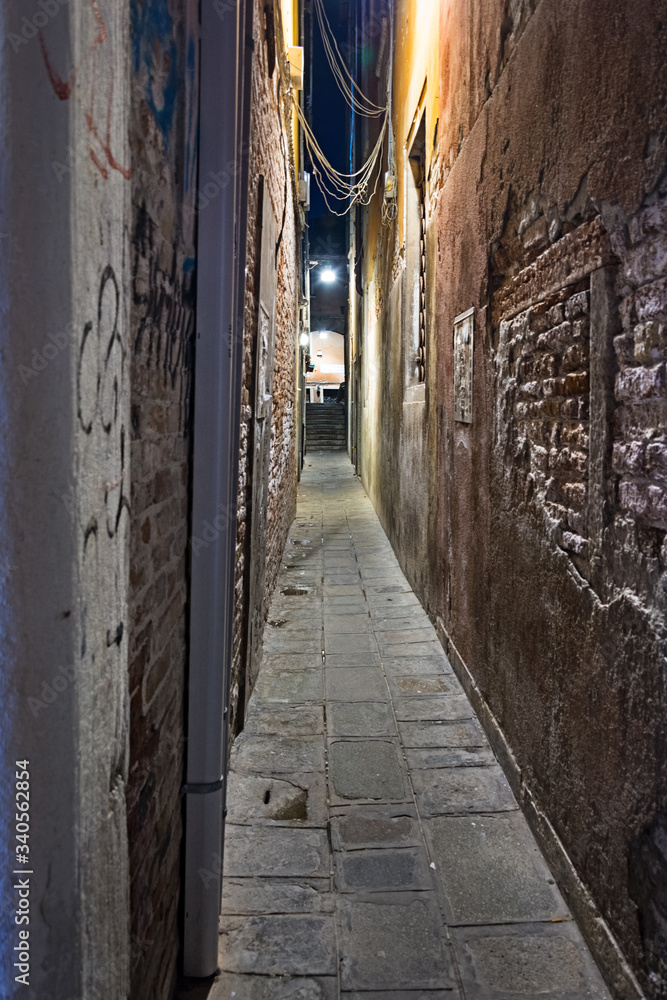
[40,0,131,180]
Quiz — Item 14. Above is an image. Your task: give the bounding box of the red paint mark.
[90,0,107,48]
[86,70,131,181]
[39,32,76,100]
[40,0,130,181]
[90,148,108,180]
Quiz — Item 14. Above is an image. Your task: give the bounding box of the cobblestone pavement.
[213,452,611,999]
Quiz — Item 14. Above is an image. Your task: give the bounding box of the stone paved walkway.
[213,452,611,999]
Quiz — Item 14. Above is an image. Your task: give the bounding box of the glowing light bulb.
[321,267,336,283]
[319,332,328,340]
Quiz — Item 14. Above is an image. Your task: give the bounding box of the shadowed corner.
[175,973,219,999]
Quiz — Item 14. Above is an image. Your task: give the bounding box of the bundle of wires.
[313,0,386,119]
[294,0,389,216]
[295,101,387,216]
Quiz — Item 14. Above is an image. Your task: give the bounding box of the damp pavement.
[211,452,611,999]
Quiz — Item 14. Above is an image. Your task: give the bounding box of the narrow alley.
[203,452,610,997]
[1,0,665,998]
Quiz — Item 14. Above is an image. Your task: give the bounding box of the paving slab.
[378,641,449,659]
[269,603,321,619]
[254,669,324,704]
[328,701,397,737]
[451,922,610,999]
[383,654,451,675]
[224,826,330,879]
[244,705,324,736]
[367,593,421,609]
[360,567,406,578]
[424,814,569,925]
[325,651,382,668]
[264,632,323,655]
[398,719,488,748]
[280,568,321,579]
[323,614,372,633]
[377,628,440,645]
[407,747,496,769]
[261,653,324,672]
[267,617,323,633]
[326,668,389,702]
[334,847,432,893]
[373,613,434,630]
[221,878,334,915]
[325,633,377,653]
[343,993,455,1000]
[394,696,475,722]
[269,599,319,614]
[389,674,464,697]
[230,734,326,774]
[322,600,368,614]
[226,772,327,826]
[338,894,455,991]
[411,766,517,817]
[330,805,422,851]
[220,914,337,976]
[277,581,320,593]
[329,740,408,802]
[211,975,338,1000]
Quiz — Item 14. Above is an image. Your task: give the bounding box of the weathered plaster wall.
[1,2,132,997]
[357,0,667,995]
[232,0,299,734]
[126,2,199,997]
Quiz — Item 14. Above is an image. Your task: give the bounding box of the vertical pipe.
[182,0,253,977]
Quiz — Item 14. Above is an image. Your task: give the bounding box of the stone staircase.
[306,402,347,450]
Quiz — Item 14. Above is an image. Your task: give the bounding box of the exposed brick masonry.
[614,188,667,543]
[503,286,591,564]
[125,4,199,997]
[231,0,299,737]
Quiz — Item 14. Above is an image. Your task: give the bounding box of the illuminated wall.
[352,1,667,997]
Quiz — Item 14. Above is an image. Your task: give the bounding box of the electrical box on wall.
[384,171,397,201]
[298,171,311,211]
[288,46,304,90]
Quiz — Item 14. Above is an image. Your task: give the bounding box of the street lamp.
[320,267,336,283]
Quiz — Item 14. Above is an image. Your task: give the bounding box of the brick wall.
[502,285,592,563]
[354,0,667,993]
[231,0,299,737]
[614,189,667,540]
[490,190,667,997]
[126,3,199,998]
[609,185,667,991]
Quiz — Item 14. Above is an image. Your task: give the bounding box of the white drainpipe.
[182,0,253,977]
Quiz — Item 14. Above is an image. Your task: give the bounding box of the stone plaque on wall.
[454,307,474,423]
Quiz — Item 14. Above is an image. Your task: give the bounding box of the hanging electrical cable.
[313,0,386,119]
[280,0,390,215]
[295,0,388,216]
[295,100,387,216]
